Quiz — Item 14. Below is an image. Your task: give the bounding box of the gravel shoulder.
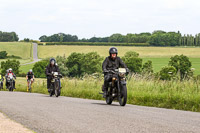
[0,112,33,133]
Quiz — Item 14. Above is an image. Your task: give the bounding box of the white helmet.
[9,68,12,71]
[29,69,32,72]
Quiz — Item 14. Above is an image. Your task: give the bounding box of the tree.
[32,60,49,78]
[66,52,84,77]
[122,51,142,73]
[81,52,103,74]
[169,55,192,80]
[142,60,153,74]
[0,51,8,59]
[158,66,177,80]
[56,55,68,76]
[1,59,20,75]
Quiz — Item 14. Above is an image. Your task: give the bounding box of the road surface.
[0,91,200,133]
[22,43,41,65]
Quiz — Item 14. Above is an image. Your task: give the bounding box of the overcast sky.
[0,0,200,40]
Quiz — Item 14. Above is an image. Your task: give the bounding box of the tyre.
[106,96,113,105]
[28,82,32,93]
[49,84,53,97]
[54,81,60,97]
[119,85,127,106]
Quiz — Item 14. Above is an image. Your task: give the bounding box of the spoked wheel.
[49,85,54,97]
[29,82,32,93]
[119,85,127,106]
[54,81,60,97]
[106,90,113,104]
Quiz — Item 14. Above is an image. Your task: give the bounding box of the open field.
[2,77,199,112]
[38,45,200,75]
[38,45,200,58]
[0,42,32,59]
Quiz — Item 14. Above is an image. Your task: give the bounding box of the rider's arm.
[45,66,52,76]
[13,73,16,79]
[102,57,108,72]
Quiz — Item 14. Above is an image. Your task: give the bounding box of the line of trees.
[39,31,200,46]
[0,31,19,42]
[1,30,200,46]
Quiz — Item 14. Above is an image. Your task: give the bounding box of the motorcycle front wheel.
[54,80,60,97]
[119,85,127,106]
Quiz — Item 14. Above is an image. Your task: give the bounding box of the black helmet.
[109,47,118,55]
[50,58,56,65]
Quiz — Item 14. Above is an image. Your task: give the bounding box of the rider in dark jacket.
[45,58,60,92]
[102,47,128,95]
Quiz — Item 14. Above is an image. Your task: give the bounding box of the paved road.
[22,43,41,66]
[0,91,200,133]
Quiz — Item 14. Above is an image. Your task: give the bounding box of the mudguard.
[120,80,126,85]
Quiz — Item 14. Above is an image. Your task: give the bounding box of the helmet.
[8,68,12,73]
[29,69,32,72]
[109,47,118,55]
[50,58,56,65]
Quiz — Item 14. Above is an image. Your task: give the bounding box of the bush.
[0,51,8,59]
[1,59,20,75]
[142,60,153,74]
[81,52,103,75]
[122,51,143,73]
[32,60,49,78]
[158,66,177,80]
[169,54,192,80]
[66,52,103,77]
[56,55,68,76]
[66,52,84,77]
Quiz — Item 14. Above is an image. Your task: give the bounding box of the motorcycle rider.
[6,68,16,89]
[0,73,4,89]
[26,69,35,91]
[102,47,128,96]
[45,58,61,92]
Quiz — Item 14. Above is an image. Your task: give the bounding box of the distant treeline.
[0,31,19,42]
[39,31,200,46]
[38,42,149,46]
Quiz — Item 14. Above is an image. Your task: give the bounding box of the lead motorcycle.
[100,68,128,106]
[49,72,62,97]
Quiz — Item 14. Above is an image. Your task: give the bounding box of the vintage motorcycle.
[100,68,128,106]
[7,74,15,91]
[49,72,62,97]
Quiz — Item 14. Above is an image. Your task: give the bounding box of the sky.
[0,0,200,40]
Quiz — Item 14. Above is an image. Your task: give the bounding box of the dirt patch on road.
[0,112,33,133]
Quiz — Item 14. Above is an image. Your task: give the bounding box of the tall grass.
[13,76,200,112]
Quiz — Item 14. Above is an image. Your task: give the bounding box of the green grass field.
[0,42,32,59]
[38,45,200,75]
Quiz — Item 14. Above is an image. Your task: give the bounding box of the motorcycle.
[49,72,62,97]
[100,68,128,106]
[7,74,15,91]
